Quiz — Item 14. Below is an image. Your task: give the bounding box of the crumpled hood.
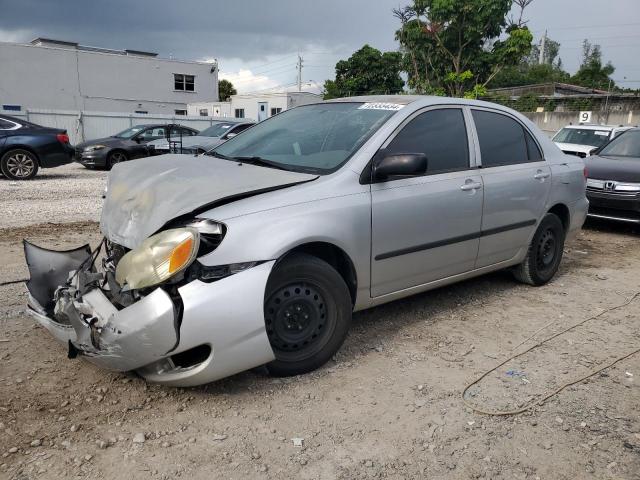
[100,154,318,249]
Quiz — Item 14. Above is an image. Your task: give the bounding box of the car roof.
[560,124,630,131]
[321,94,535,113]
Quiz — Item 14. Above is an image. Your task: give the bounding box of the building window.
[199,109,208,116]
[3,104,21,111]
[234,108,245,118]
[175,109,187,115]
[174,74,195,91]
[270,107,282,116]
[134,110,148,114]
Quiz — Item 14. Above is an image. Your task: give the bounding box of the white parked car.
[552,124,634,158]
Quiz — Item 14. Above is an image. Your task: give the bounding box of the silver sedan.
[23,96,588,386]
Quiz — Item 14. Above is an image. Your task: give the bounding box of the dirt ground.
[1,214,640,479]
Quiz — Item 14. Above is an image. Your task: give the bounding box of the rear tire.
[1,149,39,180]
[106,150,127,170]
[513,213,565,286]
[264,253,352,377]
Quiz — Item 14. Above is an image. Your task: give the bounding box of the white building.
[188,92,321,121]
[0,38,218,115]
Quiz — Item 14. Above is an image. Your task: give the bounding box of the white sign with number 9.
[579,111,592,123]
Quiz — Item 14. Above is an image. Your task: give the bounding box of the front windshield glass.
[553,127,610,147]
[599,130,640,158]
[199,123,237,137]
[113,126,145,139]
[212,102,400,173]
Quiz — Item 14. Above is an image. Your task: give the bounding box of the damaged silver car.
[24,96,588,387]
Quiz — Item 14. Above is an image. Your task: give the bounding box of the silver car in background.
[23,96,588,386]
[147,121,255,155]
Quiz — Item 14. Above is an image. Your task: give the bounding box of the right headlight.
[84,145,107,152]
[115,228,200,290]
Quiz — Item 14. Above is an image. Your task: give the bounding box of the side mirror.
[134,136,142,144]
[224,132,237,139]
[372,153,428,182]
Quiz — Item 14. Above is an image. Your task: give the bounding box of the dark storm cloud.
[0,0,400,60]
[2,0,640,87]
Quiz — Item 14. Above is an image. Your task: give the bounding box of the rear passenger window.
[472,110,530,167]
[525,131,543,161]
[385,108,469,174]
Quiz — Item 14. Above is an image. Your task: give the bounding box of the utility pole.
[539,30,547,65]
[297,54,304,92]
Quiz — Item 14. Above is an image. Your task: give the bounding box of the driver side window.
[385,108,470,175]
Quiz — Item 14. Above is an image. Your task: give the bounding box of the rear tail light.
[583,166,588,179]
[56,133,70,144]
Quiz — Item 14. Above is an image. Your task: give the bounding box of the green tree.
[323,45,404,99]
[570,40,615,90]
[394,0,533,97]
[488,33,570,88]
[218,79,237,101]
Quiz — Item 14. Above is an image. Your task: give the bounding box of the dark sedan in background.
[0,114,73,180]
[586,128,640,223]
[75,124,199,169]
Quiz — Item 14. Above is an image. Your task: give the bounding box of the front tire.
[264,253,352,377]
[513,213,565,286]
[106,150,127,170]
[1,149,39,180]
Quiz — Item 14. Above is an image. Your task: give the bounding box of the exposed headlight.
[115,228,200,289]
[84,145,107,152]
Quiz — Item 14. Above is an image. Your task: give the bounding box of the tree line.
[323,0,621,100]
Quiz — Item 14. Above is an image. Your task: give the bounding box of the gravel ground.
[0,163,106,228]
[0,169,639,479]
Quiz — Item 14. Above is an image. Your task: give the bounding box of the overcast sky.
[1,0,639,93]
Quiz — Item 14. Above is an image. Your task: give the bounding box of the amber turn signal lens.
[169,237,194,274]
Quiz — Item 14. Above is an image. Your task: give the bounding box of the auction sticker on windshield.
[358,103,405,111]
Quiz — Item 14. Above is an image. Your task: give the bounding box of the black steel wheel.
[513,213,565,286]
[264,253,352,376]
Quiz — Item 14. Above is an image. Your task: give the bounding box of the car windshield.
[211,102,400,173]
[113,126,145,139]
[199,123,238,137]
[598,130,640,158]
[553,127,610,147]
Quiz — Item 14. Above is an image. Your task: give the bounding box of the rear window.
[472,110,529,167]
[0,118,18,130]
[553,127,610,147]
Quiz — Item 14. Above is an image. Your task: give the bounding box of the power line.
[532,22,640,33]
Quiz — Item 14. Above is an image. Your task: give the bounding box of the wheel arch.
[547,203,570,231]
[278,242,358,306]
[1,145,41,165]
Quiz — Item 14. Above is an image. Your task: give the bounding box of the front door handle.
[534,170,550,180]
[460,181,482,191]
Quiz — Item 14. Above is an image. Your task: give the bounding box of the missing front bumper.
[23,241,277,385]
[24,241,178,372]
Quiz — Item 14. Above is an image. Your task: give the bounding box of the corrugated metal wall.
[9,109,249,145]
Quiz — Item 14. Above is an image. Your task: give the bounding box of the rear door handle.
[534,171,550,180]
[460,181,482,191]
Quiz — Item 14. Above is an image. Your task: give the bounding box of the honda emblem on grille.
[604,181,616,191]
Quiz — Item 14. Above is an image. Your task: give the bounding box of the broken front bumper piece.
[23,241,276,387]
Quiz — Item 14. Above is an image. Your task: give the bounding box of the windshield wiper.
[207,151,235,160]
[233,156,292,171]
